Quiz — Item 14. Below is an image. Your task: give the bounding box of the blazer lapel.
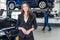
[27,17,31,24]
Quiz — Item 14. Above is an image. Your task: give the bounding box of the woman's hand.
[18,27,34,35]
[18,27,22,30]
[18,27,27,34]
[26,28,34,35]
[26,30,31,35]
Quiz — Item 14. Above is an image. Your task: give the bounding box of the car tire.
[39,1,47,9]
[8,2,15,10]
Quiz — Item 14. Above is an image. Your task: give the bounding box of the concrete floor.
[33,26,60,40]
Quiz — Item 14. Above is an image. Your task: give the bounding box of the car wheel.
[39,1,47,9]
[8,3,15,10]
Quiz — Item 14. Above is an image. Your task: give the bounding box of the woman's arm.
[18,27,27,34]
[25,28,34,35]
[15,15,20,29]
[32,15,37,30]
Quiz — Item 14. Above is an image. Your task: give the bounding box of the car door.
[16,0,24,6]
[25,0,37,6]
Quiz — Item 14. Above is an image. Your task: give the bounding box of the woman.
[16,2,37,40]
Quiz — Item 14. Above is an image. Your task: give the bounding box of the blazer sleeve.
[15,14,20,29]
[32,16,37,30]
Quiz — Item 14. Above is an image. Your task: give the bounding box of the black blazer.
[16,14,37,38]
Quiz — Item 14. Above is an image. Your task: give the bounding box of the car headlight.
[0,30,6,36]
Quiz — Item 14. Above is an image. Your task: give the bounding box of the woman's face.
[22,4,29,12]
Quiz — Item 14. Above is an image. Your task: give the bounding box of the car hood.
[0,19,16,31]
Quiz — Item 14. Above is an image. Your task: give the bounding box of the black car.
[0,9,17,40]
[0,18,17,40]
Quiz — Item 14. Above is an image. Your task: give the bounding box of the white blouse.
[24,18,28,23]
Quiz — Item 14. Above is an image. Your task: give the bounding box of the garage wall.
[0,0,6,10]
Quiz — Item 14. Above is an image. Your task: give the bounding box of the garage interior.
[0,0,60,40]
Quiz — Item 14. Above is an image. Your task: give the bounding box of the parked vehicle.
[0,9,17,40]
[6,0,54,10]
